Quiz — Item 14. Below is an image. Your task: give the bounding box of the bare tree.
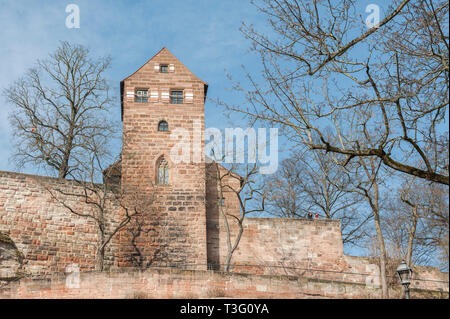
[3,41,116,179]
[381,191,429,269]
[383,192,423,267]
[263,157,304,219]
[45,142,153,271]
[381,175,449,270]
[413,181,449,270]
[221,0,449,185]
[346,154,390,298]
[209,161,265,273]
[399,177,429,266]
[400,197,421,267]
[263,149,371,246]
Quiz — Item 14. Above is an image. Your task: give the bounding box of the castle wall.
[1,268,447,299]
[204,163,448,292]
[0,171,112,275]
[206,163,348,277]
[213,216,448,291]
[226,218,345,274]
[205,162,241,269]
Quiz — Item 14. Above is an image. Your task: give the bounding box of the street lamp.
[396,260,413,299]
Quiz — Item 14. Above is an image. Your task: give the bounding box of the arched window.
[158,120,169,132]
[157,158,169,185]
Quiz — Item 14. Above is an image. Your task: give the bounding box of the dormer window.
[170,90,183,104]
[135,89,148,103]
[160,64,168,73]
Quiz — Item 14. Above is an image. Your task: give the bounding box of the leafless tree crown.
[4,41,117,179]
[223,0,449,185]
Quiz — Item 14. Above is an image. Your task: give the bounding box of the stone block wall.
[1,268,447,299]
[205,162,242,269]
[0,171,106,275]
[213,216,448,291]
[215,216,357,280]
[226,218,345,274]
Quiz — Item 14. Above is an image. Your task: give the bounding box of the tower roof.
[120,47,208,120]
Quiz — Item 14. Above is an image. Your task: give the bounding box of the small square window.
[170,90,183,104]
[135,89,148,103]
[160,65,168,73]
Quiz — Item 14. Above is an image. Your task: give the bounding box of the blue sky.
[0,0,273,173]
[0,0,390,174]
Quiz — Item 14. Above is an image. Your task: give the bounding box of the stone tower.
[119,47,208,269]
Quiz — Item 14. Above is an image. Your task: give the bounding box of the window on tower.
[160,64,168,73]
[135,89,148,103]
[170,90,183,104]
[157,158,169,185]
[158,120,169,132]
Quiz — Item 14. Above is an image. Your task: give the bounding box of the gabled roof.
[121,47,207,84]
[120,47,208,120]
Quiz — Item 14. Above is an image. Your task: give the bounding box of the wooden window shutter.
[168,64,175,73]
[150,89,159,103]
[161,88,170,103]
[184,89,194,103]
[154,63,160,72]
[126,89,134,101]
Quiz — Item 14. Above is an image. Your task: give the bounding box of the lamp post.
[396,260,413,299]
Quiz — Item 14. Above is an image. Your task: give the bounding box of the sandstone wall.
[0,231,24,279]
[213,215,448,291]
[0,171,117,275]
[205,162,241,269]
[344,255,449,292]
[1,268,447,299]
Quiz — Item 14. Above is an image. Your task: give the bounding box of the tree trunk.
[58,163,69,179]
[373,181,389,299]
[58,126,75,179]
[95,245,105,271]
[224,224,244,273]
[58,144,72,179]
[224,252,232,273]
[374,209,389,298]
[406,205,418,267]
